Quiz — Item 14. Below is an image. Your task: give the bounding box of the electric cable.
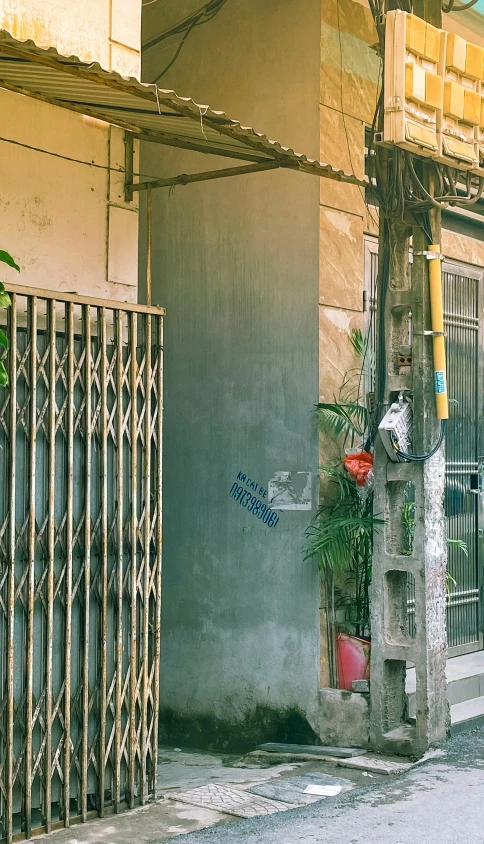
[152,22,196,82]
[143,0,229,51]
[144,0,230,83]
[443,0,479,10]
[391,420,447,461]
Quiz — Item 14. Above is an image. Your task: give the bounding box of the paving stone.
[246,782,323,806]
[168,783,290,818]
[248,773,354,806]
[257,743,367,758]
[337,755,413,775]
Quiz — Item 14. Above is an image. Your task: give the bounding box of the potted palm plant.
[306,329,381,690]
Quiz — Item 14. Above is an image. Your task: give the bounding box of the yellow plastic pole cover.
[428,244,449,420]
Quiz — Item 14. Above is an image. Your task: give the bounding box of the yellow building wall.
[319,0,381,686]
[319,0,378,413]
[0,0,140,76]
[0,0,141,301]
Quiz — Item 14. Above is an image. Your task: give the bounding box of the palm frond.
[316,401,369,442]
[349,328,365,358]
[447,538,468,556]
[305,512,383,574]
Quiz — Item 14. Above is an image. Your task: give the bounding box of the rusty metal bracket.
[124,131,134,203]
[125,160,280,197]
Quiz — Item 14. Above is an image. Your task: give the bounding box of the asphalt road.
[171,730,484,844]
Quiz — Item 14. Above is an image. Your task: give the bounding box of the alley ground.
[36,729,484,844]
[172,730,484,844]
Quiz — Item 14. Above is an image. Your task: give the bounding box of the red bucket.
[336,633,371,691]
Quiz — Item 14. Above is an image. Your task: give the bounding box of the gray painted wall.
[141,0,322,742]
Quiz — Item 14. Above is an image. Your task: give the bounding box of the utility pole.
[371,0,449,755]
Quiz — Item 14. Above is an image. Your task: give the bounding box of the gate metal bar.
[0,286,164,843]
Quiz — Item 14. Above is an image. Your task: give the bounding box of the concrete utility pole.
[371,0,449,755]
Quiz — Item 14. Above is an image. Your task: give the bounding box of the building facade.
[0,0,141,301]
[141,0,484,748]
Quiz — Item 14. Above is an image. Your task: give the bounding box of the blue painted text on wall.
[236,471,268,499]
[229,481,280,528]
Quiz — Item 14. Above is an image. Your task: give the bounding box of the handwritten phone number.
[229,483,280,528]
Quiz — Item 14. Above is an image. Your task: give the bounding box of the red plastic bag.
[343,451,374,487]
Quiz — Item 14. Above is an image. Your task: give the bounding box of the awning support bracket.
[124,157,280,201]
[125,132,135,202]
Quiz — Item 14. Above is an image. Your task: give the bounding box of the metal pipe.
[64,302,75,828]
[132,160,280,192]
[128,311,138,809]
[45,298,56,834]
[428,245,449,420]
[99,307,108,818]
[81,304,92,823]
[152,315,163,797]
[25,296,38,838]
[114,310,124,813]
[3,282,165,315]
[6,295,17,844]
[140,315,152,805]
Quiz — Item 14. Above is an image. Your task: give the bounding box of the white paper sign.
[303,784,342,797]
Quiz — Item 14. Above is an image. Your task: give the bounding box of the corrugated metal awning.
[0,29,366,187]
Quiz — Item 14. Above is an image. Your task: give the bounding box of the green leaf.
[305,511,383,574]
[0,362,8,387]
[447,538,468,556]
[0,250,19,272]
[349,328,365,358]
[0,292,11,308]
[316,401,368,441]
[0,328,8,350]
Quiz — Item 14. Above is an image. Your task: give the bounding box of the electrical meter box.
[384,10,484,173]
[384,10,445,158]
[378,398,413,463]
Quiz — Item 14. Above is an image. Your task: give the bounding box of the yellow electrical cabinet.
[384,10,444,156]
[384,10,484,172]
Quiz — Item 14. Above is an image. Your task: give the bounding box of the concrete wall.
[141,0,322,746]
[0,0,141,301]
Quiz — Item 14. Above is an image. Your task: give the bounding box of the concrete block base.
[313,688,370,749]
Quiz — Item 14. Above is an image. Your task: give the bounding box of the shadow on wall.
[159,704,322,753]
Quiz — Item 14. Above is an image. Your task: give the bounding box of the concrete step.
[451,695,484,735]
[407,652,484,719]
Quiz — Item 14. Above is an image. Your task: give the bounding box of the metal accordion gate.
[0,287,164,843]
